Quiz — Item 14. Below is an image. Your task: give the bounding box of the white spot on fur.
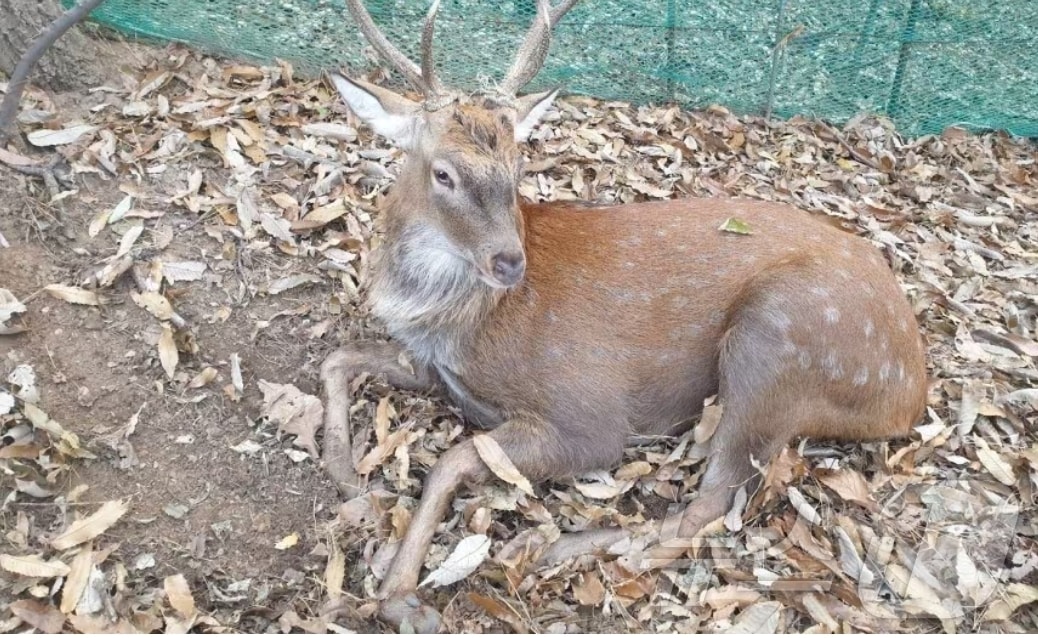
[669,325,703,341]
[770,310,792,332]
[824,307,840,324]
[836,269,851,281]
[879,362,891,381]
[897,361,905,380]
[898,318,908,332]
[853,367,869,386]
[622,261,636,270]
[797,351,811,369]
[822,352,843,379]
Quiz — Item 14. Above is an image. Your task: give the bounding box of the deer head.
[331,0,578,289]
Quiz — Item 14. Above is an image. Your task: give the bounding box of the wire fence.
[68,0,1038,136]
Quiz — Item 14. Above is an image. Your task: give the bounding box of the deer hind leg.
[535,410,787,570]
[537,297,801,568]
[376,415,626,632]
[320,341,437,498]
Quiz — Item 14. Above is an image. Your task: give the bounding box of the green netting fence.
[68,0,1038,137]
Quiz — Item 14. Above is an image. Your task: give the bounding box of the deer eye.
[433,169,454,189]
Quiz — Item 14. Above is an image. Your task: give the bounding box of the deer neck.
[368,174,506,370]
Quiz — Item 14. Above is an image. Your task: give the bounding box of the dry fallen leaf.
[355,426,412,475]
[132,291,174,321]
[164,573,197,619]
[818,469,877,510]
[467,593,526,632]
[44,284,100,306]
[88,195,132,237]
[28,124,96,147]
[573,479,626,500]
[786,487,822,525]
[158,323,179,379]
[0,288,26,332]
[275,532,299,550]
[258,380,322,458]
[60,549,94,614]
[473,434,535,496]
[51,500,128,551]
[266,273,321,295]
[324,534,345,600]
[724,601,782,633]
[0,554,71,578]
[974,437,1016,486]
[228,352,244,402]
[419,534,491,588]
[572,571,606,606]
[981,583,1038,622]
[694,403,724,444]
[188,367,218,388]
[162,260,208,283]
[116,224,144,257]
[8,599,66,633]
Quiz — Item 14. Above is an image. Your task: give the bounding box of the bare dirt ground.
[1,41,1037,633]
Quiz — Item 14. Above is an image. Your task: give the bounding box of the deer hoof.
[380,592,442,633]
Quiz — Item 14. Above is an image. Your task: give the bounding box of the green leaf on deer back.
[719,217,753,235]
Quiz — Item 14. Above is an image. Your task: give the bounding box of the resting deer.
[320,0,927,630]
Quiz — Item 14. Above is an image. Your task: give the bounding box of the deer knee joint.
[320,349,359,380]
[427,442,485,488]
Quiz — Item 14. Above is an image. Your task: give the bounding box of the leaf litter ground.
[0,44,1036,633]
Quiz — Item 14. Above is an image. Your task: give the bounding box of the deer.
[319,0,927,631]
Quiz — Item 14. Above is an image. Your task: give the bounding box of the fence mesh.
[68,0,1038,136]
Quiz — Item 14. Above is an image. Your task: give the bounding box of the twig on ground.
[817,122,884,172]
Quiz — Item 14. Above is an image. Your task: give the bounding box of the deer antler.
[498,0,580,97]
[344,0,446,103]
[420,0,446,97]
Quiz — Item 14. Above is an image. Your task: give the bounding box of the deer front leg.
[376,416,625,632]
[320,341,437,498]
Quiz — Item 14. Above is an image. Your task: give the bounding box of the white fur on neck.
[370,223,496,368]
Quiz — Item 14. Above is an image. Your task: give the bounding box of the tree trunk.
[0,0,110,91]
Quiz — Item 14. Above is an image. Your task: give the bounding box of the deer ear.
[329,72,423,149]
[513,88,559,141]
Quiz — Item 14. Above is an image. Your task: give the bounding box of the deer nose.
[491,251,526,287]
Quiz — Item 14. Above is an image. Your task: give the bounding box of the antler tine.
[498,0,580,97]
[420,0,445,97]
[345,0,428,93]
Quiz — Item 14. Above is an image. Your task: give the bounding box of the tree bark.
[0,0,110,91]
